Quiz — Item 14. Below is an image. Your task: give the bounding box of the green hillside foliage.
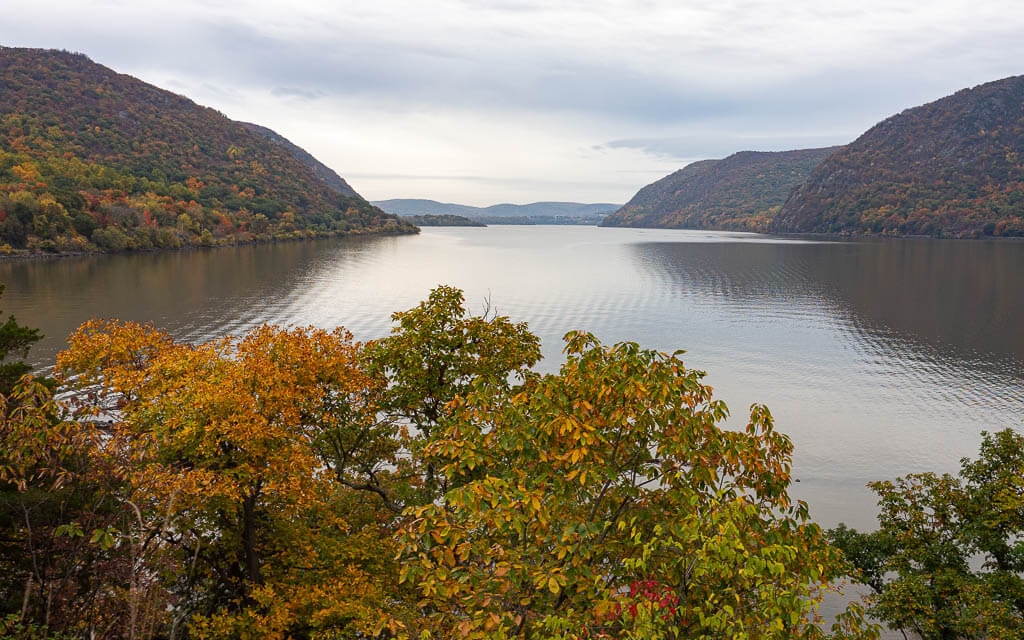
[774,75,1024,237]
[0,47,415,255]
[601,148,838,232]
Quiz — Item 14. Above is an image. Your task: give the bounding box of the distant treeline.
[400,214,485,227]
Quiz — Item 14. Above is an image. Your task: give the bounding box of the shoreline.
[0,226,420,262]
[597,222,1024,242]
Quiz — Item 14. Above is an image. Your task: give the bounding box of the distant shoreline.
[598,222,1024,242]
[0,227,420,262]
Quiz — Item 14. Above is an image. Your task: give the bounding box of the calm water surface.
[3,226,1023,531]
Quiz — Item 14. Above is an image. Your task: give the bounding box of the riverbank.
[599,221,1024,242]
[0,225,420,262]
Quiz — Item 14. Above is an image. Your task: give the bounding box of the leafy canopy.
[397,330,876,639]
[829,429,1024,639]
[0,286,877,639]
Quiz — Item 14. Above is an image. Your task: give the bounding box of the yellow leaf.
[548,576,560,594]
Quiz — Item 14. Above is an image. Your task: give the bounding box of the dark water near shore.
[3,226,1023,532]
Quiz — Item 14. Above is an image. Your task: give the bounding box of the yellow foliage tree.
[57,321,404,639]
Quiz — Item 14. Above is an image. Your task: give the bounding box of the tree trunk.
[241,490,262,587]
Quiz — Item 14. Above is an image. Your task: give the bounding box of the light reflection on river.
[3,226,1022,533]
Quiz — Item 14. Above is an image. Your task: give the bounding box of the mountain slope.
[601,148,838,232]
[773,75,1024,237]
[239,122,359,197]
[0,47,413,254]
[373,199,620,218]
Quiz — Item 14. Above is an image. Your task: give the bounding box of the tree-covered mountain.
[773,75,1024,237]
[373,199,620,218]
[600,148,839,232]
[0,47,414,255]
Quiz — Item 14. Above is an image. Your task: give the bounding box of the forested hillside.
[0,47,414,255]
[773,75,1024,237]
[240,121,359,198]
[601,148,838,232]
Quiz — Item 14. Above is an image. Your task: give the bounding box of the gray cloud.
[14,2,1024,128]
[80,20,740,123]
[270,87,326,99]
[3,0,1024,203]
[602,134,851,161]
[346,172,640,189]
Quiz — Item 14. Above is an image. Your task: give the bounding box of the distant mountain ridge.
[374,199,620,218]
[0,47,412,255]
[772,75,1024,237]
[601,148,839,231]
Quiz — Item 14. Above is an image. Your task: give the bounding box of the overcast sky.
[4,1,1024,205]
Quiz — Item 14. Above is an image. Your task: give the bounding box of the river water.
[3,225,1022,531]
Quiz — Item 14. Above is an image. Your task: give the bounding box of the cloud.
[346,172,639,189]
[3,0,1024,203]
[270,87,326,100]
[602,133,851,161]
[13,1,1024,124]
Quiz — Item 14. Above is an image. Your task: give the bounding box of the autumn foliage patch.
[1,286,889,639]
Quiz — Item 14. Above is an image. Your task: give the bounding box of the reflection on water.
[627,237,1024,526]
[3,227,1022,531]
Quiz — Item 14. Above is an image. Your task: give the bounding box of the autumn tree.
[397,331,878,639]
[56,322,402,639]
[48,288,544,638]
[829,429,1024,639]
[0,292,146,638]
[7,286,890,639]
[0,378,156,639]
[364,285,541,504]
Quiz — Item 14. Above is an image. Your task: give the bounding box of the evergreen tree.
[0,284,41,395]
